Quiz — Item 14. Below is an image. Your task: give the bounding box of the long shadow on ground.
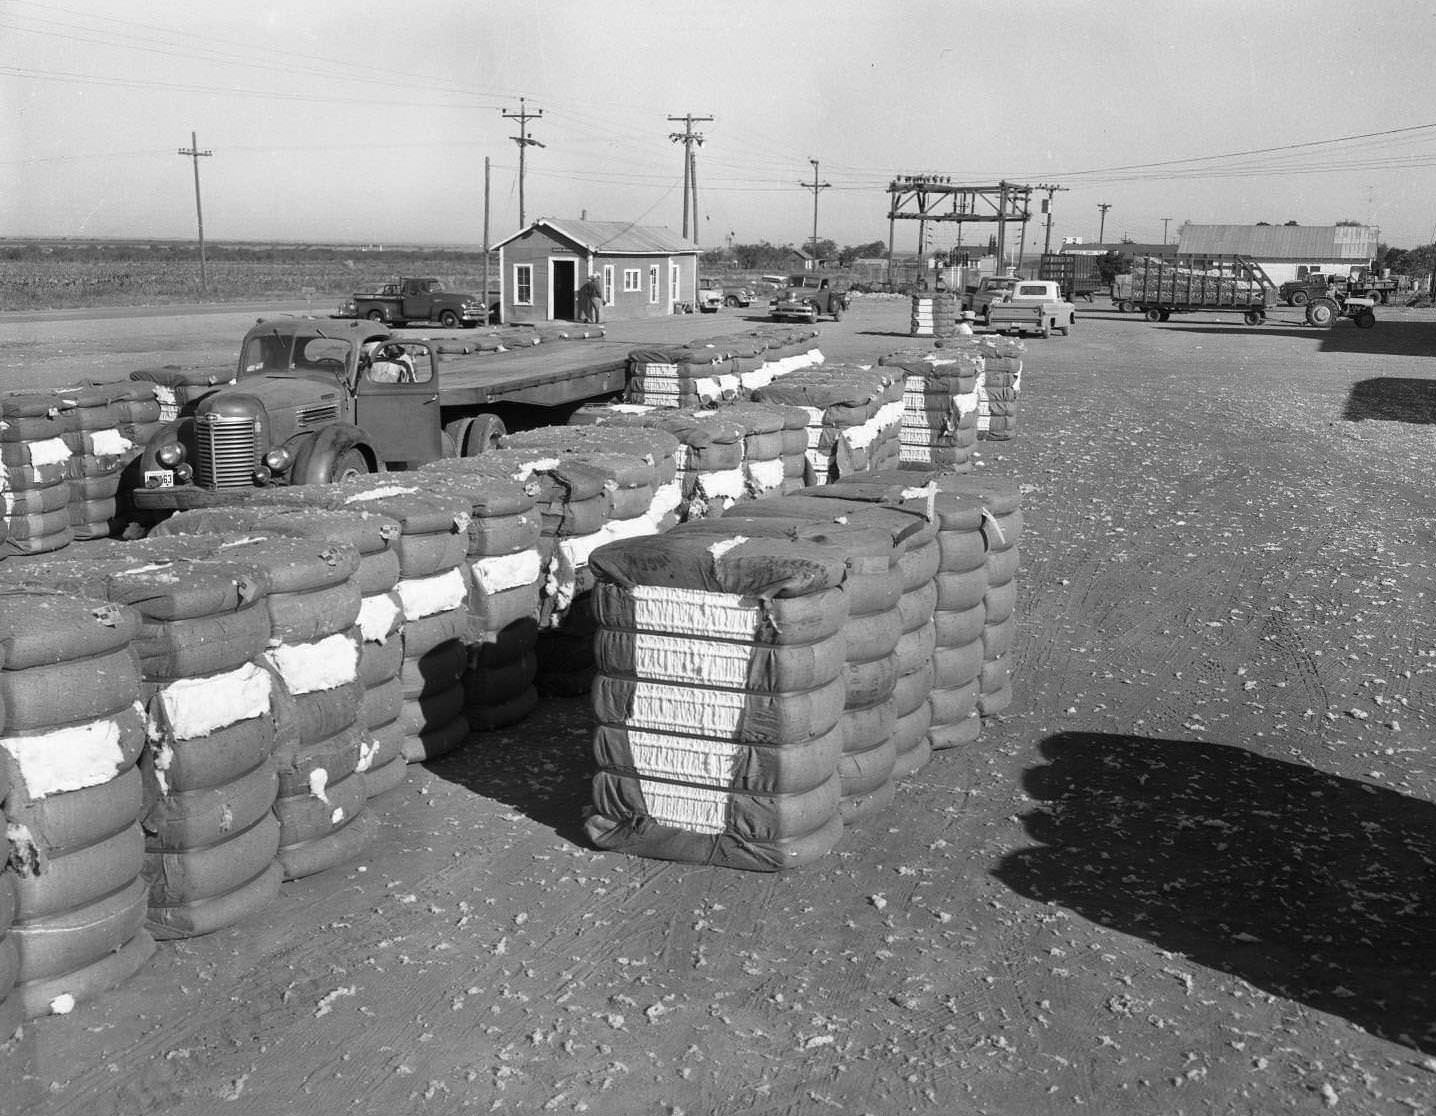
[1342,377,1436,423]
[1160,317,1436,357]
[994,732,1436,1053]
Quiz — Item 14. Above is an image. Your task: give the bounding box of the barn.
[1175,224,1379,286]
[494,219,701,325]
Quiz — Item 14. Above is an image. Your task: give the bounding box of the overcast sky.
[4,0,1436,255]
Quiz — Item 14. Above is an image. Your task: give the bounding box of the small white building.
[1175,224,1379,286]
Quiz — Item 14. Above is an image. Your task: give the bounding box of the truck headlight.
[172,462,194,484]
[156,442,186,467]
[263,447,294,473]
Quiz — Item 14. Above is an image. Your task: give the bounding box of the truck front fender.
[291,423,376,485]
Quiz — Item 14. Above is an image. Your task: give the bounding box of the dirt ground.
[1,296,1434,1116]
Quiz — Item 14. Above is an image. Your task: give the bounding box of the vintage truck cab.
[337,276,490,329]
[983,279,1076,338]
[130,316,462,514]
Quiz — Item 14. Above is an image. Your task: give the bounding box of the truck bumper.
[130,485,259,512]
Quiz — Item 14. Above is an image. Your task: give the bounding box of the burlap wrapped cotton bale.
[1,393,75,556]
[269,481,472,765]
[879,347,983,471]
[50,384,134,542]
[0,747,19,1042]
[0,547,284,937]
[566,405,746,522]
[910,289,960,338]
[745,325,825,390]
[0,590,155,1018]
[765,489,941,779]
[627,345,740,409]
[128,366,234,423]
[753,365,904,485]
[688,403,787,501]
[973,337,1025,442]
[585,531,850,871]
[151,503,410,799]
[826,470,993,749]
[679,510,903,825]
[405,463,544,730]
[83,379,165,450]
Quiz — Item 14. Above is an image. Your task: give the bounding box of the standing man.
[582,273,603,324]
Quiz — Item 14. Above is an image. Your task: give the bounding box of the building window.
[670,262,680,302]
[623,268,641,293]
[649,264,659,304]
[514,264,533,305]
[603,265,615,305]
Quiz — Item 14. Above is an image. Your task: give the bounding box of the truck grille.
[195,413,259,488]
[296,403,339,430]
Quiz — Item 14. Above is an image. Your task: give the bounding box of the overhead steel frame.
[885,178,1034,287]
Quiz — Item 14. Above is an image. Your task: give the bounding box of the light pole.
[1098,203,1111,244]
[1162,217,1172,244]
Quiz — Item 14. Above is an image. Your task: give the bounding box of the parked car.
[769,274,849,322]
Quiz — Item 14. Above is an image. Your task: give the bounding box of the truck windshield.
[241,333,352,377]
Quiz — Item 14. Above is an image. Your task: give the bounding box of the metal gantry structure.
[884,178,1039,285]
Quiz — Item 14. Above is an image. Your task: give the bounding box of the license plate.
[144,469,175,489]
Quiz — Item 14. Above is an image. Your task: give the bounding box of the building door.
[552,259,577,320]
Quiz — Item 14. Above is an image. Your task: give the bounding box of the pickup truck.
[983,279,1076,338]
[336,276,491,329]
[127,315,630,517]
[962,275,1020,318]
[769,274,849,322]
[697,278,725,313]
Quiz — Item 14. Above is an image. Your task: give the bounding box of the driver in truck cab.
[361,341,416,383]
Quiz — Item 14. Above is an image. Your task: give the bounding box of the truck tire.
[1289,290,1309,306]
[1306,298,1338,328]
[444,414,505,456]
[366,309,387,322]
[438,310,461,329]
[328,448,369,483]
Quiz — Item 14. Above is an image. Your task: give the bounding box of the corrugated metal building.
[1175,224,1378,285]
[494,219,701,324]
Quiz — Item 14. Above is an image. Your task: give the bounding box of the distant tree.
[838,239,887,267]
[1256,221,1272,226]
[1284,220,1300,226]
[1094,250,1127,284]
[1334,219,1362,226]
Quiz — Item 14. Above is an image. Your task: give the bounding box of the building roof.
[1176,224,1377,260]
[1060,242,1177,258]
[494,218,701,255]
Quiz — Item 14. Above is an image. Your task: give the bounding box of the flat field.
[2,297,1434,1116]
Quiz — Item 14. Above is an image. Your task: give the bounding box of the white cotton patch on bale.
[2,716,129,799]
[154,663,272,741]
[470,549,542,594]
[626,680,748,738]
[308,767,329,802]
[647,481,683,525]
[343,485,421,502]
[689,468,746,502]
[743,457,785,496]
[638,778,727,835]
[26,437,75,468]
[357,593,402,643]
[396,568,467,622]
[626,585,763,640]
[624,729,742,786]
[85,429,133,457]
[264,632,359,695]
[625,633,762,689]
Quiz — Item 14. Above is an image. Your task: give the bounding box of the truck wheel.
[1289,290,1309,306]
[1372,291,1387,305]
[1144,309,1162,322]
[724,296,739,308]
[1243,310,1263,325]
[1158,310,1172,322]
[446,414,506,456]
[438,310,461,329]
[327,448,370,483]
[831,304,843,322]
[366,309,387,322]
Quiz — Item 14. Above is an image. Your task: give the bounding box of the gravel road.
[3,297,1434,1116]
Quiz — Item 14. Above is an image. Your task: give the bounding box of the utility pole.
[668,113,712,241]
[1097,202,1111,244]
[1162,216,1172,244]
[501,97,544,226]
[483,156,492,320]
[798,158,832,261]
[176,131,212,293]
[1036,182,1067,256]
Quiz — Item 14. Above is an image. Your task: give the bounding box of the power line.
[799,159,832,257]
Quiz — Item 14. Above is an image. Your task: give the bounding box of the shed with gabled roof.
[494,218,702,324]
[1175,224,1378,285]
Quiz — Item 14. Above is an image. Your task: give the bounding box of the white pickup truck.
[982,279,1076,338]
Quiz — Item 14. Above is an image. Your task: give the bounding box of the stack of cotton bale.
[747,326,824,389]
[878,347,982,471]
[761,488,941,779]
[128,366,234,423]
[0,591,155,1018]
[151,503,410,799]
[407,464,546,730]
[627,344,738,408]
[909,288,960,338]
[691,403,788,501]
[0,753,18,1041]
[677,507,904,825]
[0,546,285,938]
[56,384,132,542]
[752,365,904,485]
[1,392,74,556]
[127,531,372,881]
[94,379,165,451]
[584,530,849,870]
[568,405,748,521]
[973,336,1025,442]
